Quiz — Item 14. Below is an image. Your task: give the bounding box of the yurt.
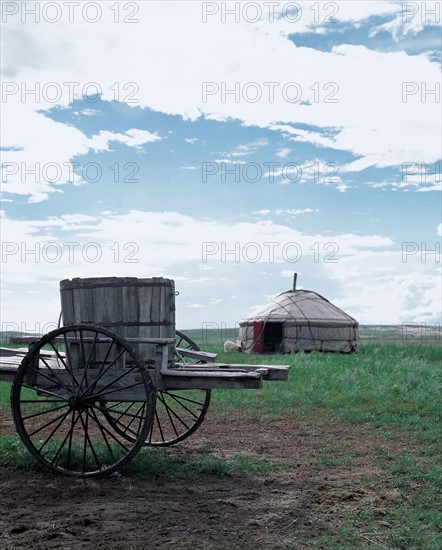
[238,276,359,354]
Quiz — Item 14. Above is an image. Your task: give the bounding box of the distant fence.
[359,325,441,344]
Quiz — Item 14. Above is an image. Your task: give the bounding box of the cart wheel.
[11,325,154,478]
[103,331,211,446]
[149,330,211,446]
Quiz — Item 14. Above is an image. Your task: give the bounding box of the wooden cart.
[0,277,290,478]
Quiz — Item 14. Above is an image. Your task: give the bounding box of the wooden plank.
[150,283,161,327]
[0,369,15,382]
[0,347,28,356]
[159,284,166,338]
[163,369,261,378]
[176,348,218,361]
[0,364,19,372]
[167,280,176,335]
[7,337,40,344]
[0,348,62,359]
[93,284,114,325]
[222,364,290,381]
[9,367,150,401]
[72,286,84,323]
[170,365,269,375]
[59,286,74,325]
[125,338,175,344]
[162,369,262,390]
[123,282,139,343]
[139,283,154,361]
[168,363,290,381]
[0,358,23,366]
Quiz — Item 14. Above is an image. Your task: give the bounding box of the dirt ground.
[0,409,409,550]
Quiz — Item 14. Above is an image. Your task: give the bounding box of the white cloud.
[437,224,442,237]
[2,1,440,199]
[88,129,161,152]
[230,139,269,157]
[184,277,217,284]
[1,2,440,329]
[416,182,442,192]
[324,250,441,323]
[275,208,319,215]
[57,214,97,225]
[370,3,441,40]
[0,106,160,201]
[263,158,349,190]
[214,159,246,164]
[253,208,319,216]
[330,1,400,22]
[252,209,272,216]
[0,209,396,283]
[79,108,100,117]
[367,174,442,192]
[276,148,292,158]
[0,209,409,327]
[1,208,439,326]
[1,105,90,201]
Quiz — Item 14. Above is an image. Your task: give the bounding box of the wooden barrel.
[60,277,176,366]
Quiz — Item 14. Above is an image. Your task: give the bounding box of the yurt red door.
[253,321,264,353]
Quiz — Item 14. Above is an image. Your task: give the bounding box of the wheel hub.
[68,394,84,411]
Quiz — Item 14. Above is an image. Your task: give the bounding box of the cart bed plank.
[0,365,17,382]
[0,347,290,387]
[176,348,218,362]
[162,369,262,390]
[0,347,63,382]
[0,347,28,356]
[0,348,23,381]
[171,363,290,381]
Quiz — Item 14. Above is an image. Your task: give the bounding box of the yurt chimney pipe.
[293,273,298,291]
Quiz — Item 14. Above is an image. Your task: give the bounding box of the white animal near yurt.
[238,275,359,354]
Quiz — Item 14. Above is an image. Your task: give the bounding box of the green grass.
[0,435,37,469]
[1,338,441,547]
[183,325,441,347]
[204,341,441,549]
[2,340,440,445]
[124,446,285,480]
[0,382,10,410]
[210,343,441,438]
[0,434,283,480]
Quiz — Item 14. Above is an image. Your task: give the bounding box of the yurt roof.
[240,290,358,327]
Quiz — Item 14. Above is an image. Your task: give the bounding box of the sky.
[1,0,441,335]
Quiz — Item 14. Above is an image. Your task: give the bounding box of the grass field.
[0,332,440,548]
[183,324,441,347]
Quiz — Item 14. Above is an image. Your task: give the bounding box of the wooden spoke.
[148,331,211,446]
[103,331,211,447]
